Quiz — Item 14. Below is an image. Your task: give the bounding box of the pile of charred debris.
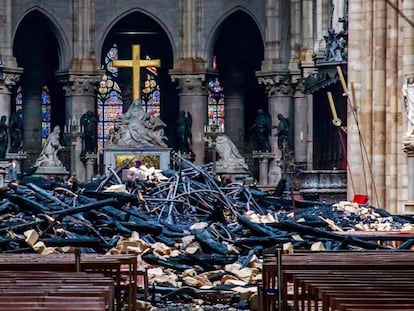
[0,154,413,310]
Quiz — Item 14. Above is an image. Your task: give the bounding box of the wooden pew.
[0,271,114,311]
[261,251,414,311]
[0,253,138,311]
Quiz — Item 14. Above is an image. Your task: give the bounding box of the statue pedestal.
[81,153,97,181]
[215,165,250,183]
[0,161,8,186]
[404,201,414,214]
[298,169,347,203]
[252,151,277,186]
[104,146,171,171]
[33,166,69,180]
[403,136,414,213]
[6,152,28,179]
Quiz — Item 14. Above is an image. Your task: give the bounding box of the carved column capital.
[403,137,414,156]
[170,73,211,95]
[56,71,101,97]
[257,72,293,97]
[0,67,23,93]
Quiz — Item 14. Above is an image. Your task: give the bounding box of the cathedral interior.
[0,0,413,213]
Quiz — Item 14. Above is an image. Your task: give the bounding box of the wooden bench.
[0,270,114,311]
[261,251,414,311]
[0,253,139,311]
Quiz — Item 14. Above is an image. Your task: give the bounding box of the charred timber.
[52,198,118,220]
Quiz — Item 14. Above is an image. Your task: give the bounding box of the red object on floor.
[353,194,368,204]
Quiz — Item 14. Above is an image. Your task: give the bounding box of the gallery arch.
[13,10,65,160]
[211,10,266,151]
[100,11,177,148]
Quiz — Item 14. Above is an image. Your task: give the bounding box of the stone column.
[0,0,18,68]
[57,72,100,182]
[293,82,307,164]
[170,74,209,165]
[0,70,21,118]
[262,0,282,69]
[301,0,316,71]
[71,0,98,72]
[347,0,370,202]
[23,80,43,154]
[222,72,246,148]
[370,0,386,210]
[83,154,97,181]
[385,0,399,214]
[314,0,332,58]
[259,158,269,185]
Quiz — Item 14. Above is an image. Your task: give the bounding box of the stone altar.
[298,169,347,203]
[104,147,171,171]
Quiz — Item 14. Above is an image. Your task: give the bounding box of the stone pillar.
[293,82,307,164]
[289,0,301,72]
[0,70,21,118]
[0,0,18,68]
[347,0,370,202]
[262,0,282,69]
[385,0,399,214]
[23,81,43,154]
[222,72,246,148]
[71,0,98,72]
[314,0,331,58]
[259,158,269,185]
[301,0,316,70]
[83,154,97,181]
[57,72,100,182]
[170,74,209,165]
[370,0,386,210]
[178,0,203,60]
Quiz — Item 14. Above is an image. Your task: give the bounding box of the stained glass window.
[15,86,23,112]
[208,78,225,131]
[97,44,123,150]
[41,85,51,145]
[141,56,160,118]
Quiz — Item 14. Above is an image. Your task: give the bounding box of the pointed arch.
[97,8,176,63]
[13,6,70,68]
[205,6,265,69]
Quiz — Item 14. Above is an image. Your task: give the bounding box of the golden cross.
[112,44,161,100]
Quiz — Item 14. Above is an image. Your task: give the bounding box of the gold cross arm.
[112,44,161,100]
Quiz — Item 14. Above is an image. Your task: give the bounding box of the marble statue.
[34,125,64,167]
[207,134,248,171]
[113,99,167,148]
[403,75,414,137]
[268,159,282,185]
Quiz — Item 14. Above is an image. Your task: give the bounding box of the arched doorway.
[100,12,177,150]
[211,10,265,172]
[13,11,64,159]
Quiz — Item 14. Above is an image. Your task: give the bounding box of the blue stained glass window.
[141,57,161,118]
[208,78,225,132]
[15,86,23,112]
[41,85,51,145]
[97,44,123,150]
